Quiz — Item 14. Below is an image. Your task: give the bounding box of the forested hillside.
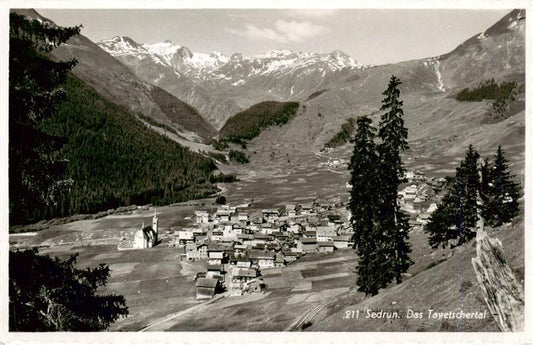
[325,118,356,148]
[219,101,299,142]
[37,75,218,221]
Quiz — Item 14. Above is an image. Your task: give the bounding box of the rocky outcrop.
[471,228,524,331]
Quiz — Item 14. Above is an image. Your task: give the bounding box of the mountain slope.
[308,218,524,332]
[98,37,365,128]
[10,9,221,223]
[99,36,243,129]
[14,9,216,145]
[216,10,525,217]
[248,9,525,157]
[439,9,525,90]
[40,73,218,219]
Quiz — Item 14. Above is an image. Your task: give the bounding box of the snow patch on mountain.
[433,60,445,92]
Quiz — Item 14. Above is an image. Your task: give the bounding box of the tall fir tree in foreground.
[455,145,481,244]
[377,75,412,284]
[349,116,379,247]
[349,116,391,295]
[349,76,412,295]
[481,145,521,226]
[9,12,80,224]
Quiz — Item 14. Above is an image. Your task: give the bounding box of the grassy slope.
[309,215,524,332]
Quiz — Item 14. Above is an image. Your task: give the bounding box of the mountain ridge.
[13,9,217,145]
[97,36,366,128]
[96,10,524,131]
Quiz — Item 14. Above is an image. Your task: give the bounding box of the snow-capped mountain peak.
[97,37,365,119]
[327,49,361,68]
[143,40,182,57]
[99,37,363,80]
[259,49,296,59]
[99,35,143,55]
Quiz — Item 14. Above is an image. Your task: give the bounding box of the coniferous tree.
[425,145,481,247]
[9,12,80,224]
[481,145,520,226]
[377,75,412,284]
[349,116,379,247]
[456,144,481,244]
[480,157,493,224]
[349,116,391,295]
[425,177,460,248]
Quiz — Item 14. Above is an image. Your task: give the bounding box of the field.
[147,249,359,331]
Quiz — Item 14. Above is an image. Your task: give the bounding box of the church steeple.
[152,209,159,240]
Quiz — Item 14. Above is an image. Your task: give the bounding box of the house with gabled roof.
[301,237,317,253]
[316,226,337,242]
[185,242,208,261]
[194,210,210,224]
[206,264,225,281]
[176,229,195,246]
[196,278,221,300]
[262,209,280,223]
[285,204,297,217]
[230,267,259,296]
[332,235,351,249]
[229,254,251,268]
[283,250,300,263]
[249,250,276,269]
[207,244,227,265]
[318,241,336,253]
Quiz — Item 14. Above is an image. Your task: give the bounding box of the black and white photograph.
[1,0,531,343]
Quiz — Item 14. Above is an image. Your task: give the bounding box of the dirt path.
[139,293,227,332]
[285,301,329,331]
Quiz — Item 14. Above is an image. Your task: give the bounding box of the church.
[133,209,159,249]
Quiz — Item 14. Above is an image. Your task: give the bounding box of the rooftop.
[196,278,219,288]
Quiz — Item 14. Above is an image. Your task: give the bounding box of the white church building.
[133,209,159,249]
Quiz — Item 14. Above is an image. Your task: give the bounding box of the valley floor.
[8,114,525,331]
[8,156,525,331]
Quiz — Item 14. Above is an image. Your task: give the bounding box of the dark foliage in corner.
[9,248,128,331]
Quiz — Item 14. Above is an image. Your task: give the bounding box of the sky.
[38,9,511,65]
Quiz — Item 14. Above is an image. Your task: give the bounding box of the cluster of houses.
[399,170,446,231]
[173,200,353,299]
[118,169,446,300]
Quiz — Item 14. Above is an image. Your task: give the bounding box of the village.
[113,169,445,300]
